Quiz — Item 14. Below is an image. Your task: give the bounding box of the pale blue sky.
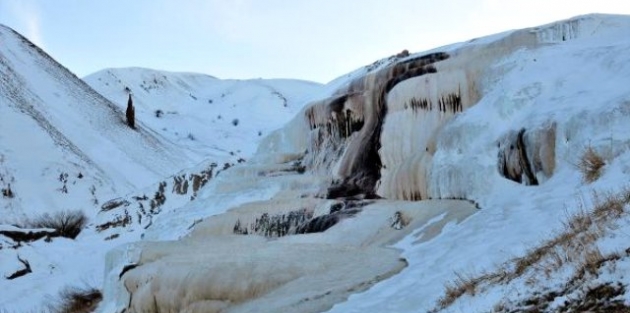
[1,0,629,83]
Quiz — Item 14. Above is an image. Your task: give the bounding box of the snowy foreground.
[3,13,630,313]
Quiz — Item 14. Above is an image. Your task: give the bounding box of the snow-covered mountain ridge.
[84,67,323,159]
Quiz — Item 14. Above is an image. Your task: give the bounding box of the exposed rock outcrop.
[260,20,572,201]
[497,123,556,185]
[95,162,218,237]
[302,52,451,198]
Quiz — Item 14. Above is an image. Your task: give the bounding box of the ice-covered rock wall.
[259,15,614,201]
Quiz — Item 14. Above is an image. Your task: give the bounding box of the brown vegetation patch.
[48,286,102,313]
[578,146,606,183]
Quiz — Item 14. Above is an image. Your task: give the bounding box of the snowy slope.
[0,24,325,311]
[0,23,224,310]
[0,26,323,311]
[84,68,323,159]
[83,69,323,242]
[95,13,630,313]
[0,24,198,217]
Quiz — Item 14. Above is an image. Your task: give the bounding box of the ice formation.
[96,14,630,313]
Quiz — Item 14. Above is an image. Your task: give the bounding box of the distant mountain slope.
[84,68,323,159]
[0,25,195,216]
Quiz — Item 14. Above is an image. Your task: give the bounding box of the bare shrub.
[29,210,88,239]
[578,146,605,183]
[48,285,102,313]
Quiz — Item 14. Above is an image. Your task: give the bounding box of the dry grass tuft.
[439,272,477,308]
[591,191,625,220]
[436,270,509,310]
[581,248,607,275]
[578,146,606,183]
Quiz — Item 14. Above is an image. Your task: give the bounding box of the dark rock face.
[497,123,556,185]
[96,162,218,234]
[303,52,450,198]
[101,198,130,212]
[233,201,369,238]
[233,209,313,237]
[294,208,359,234]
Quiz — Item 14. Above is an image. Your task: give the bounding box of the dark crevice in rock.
[329,199,375,214]
[294,207,361,234]
[407,97,432,111]
[234,209,314,237]
[437,91,463,113]
[233,202,367,238]
[5,255,31,280]
[498,126,556,186]
[119,264,139,280]
[321,52,450,199]
[516,129,539,185]
[293,200,369,234]
[326,180,381,200]
[0,228,59,243]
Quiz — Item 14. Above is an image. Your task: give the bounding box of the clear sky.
[1,0,629,83]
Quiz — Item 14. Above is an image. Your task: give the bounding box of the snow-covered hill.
[0,24,322,310]
[97,13,630,313]
[84,68,323,160]
[0,24,196,218]
[0,23,201,310]
[83,68,324,242]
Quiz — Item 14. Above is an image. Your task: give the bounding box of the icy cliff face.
[260,14,626,202]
